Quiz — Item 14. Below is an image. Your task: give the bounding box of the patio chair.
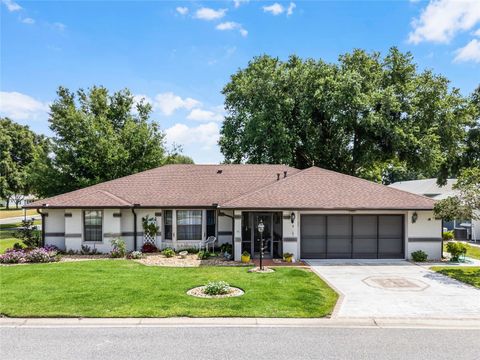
[199,236,217,252]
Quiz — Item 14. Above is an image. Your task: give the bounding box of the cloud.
[50,22,66,31]
[165,122,220,149]
[195,7,227,21]
[154,92,201,116]
[474,29,480,37]
[1,0,21,12]
[233,0,249,8]
[287,2,296,16]
[408,0,480,44]
[21,17,35,25]
[187,108,224,122]
[216,21,248,37]
[176,7,188,15]
[263,3,284,16]
[0,91,49,121]
[454,39,480,63]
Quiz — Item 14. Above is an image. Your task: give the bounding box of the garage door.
[300,215,404,259]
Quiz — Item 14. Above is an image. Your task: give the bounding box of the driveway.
[307,260,480,319]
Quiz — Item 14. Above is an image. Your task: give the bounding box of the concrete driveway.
[307,260,480,319]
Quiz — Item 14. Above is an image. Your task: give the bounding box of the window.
[206,210,216,238]
[177,210,202,240]
[84,210,102,242]
[164,210,172,240]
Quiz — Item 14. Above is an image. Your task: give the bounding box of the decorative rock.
[187,286,244,298]
[248,266,275,273]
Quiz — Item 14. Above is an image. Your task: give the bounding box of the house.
[389,178,479,242]
[25,164,442,261]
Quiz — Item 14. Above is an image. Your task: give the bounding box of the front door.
[253,213,273,258]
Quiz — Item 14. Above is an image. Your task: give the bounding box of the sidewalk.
[1,317,479,330]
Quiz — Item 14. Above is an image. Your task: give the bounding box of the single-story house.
[25,164,442,261]
[389,178,479,242]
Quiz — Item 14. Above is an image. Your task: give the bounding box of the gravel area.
[186,286,244,298]
[60,255,111,262]
[248,266,275,273]
[136,253,251,267]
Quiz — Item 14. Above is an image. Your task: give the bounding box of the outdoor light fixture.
[290,212,296,224]
[412,212,418,224]
[257,219,265,270]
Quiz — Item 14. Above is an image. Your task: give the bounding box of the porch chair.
[199,236,217,252]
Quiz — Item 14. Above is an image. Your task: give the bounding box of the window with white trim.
[84,210,103,242]
[177,210,202,240]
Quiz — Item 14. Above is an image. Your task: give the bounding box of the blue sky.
[1,0,479,163]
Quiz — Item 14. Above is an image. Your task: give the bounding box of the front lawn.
[0,260,338,318]
[443,242,480,260]
[431,266,480,288]
[0,208,37,219]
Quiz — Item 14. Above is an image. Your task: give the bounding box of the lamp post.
[257,219,265,270]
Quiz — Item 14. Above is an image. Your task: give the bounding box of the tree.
[30,86,168,197]
[219,48,472,183]
[434,167,480,222]
[0,118,46,208]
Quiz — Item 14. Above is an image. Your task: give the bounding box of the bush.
[25,248,60,263]
[162,248,175,258]
[220,243,233,254]
[411,250,428,262]
[126,251,144,259]
[203,281,230,295]
[182,247,199,254]
[197,250,210,260]
[81,245,99,255]
[141,243,158,253]
[110,238,126,258]
[446,242,467,262]
[442,231,454,241]
[13,242,24,250]
[0,250,26,264]
[15,218,41,248]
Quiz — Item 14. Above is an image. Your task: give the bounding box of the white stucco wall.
[218,210,233,246]
[406,210,442,260]
[64,209,83,251]
[282,210,299,261]
[234,210,242,261]
[44,209,65,250]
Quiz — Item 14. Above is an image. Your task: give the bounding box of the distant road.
[1,326,479,360]
[0,215,41,227]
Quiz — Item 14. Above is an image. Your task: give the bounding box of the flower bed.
[0,246,60,265]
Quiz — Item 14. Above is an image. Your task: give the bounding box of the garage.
[300,215,404,259]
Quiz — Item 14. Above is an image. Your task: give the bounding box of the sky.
[1,0,480,164]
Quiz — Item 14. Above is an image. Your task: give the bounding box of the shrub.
[126,251,144,259]
[242,251,250,257]
[203,281,230,295]
[162,248,175,258]
[442,231,454,241]
[110,238,126,258]
[13,242,24,250]
[81,245,98,255]
[411,250,428,262]
[182,247,199,254]
[15,218,41,248]
[446,242,467,262]
[141,243,158,253]
[0,250,26,264]
[25,248,60,263]
[220,243,233,254]
[198,250,210,260]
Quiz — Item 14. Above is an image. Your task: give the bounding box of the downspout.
[132,206,138,251]
[36,208,45,247]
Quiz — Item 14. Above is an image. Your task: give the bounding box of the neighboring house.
[0,194,37,208]
[25,164,441,260]
[389,179,479,242]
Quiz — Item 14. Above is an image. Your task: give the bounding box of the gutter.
[36,208,46,247]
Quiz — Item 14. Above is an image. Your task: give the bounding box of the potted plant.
[283,252,294,263]
[241,251,250,263]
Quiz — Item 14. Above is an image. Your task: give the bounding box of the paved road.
[0,215,40,226]
[1,326,479,360]
[308,259,480,318]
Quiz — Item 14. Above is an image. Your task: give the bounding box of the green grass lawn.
[0,260,338,318]
[443,242,480,260]
[431,266,480,289]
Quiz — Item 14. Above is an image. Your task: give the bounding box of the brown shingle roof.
[26,165,435,210]
[221,167,435,210]
[26,164,299,209]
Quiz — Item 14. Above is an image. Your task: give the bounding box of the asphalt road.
[1,326,479,360]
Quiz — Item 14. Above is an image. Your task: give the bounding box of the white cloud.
[1,0,21,12]
[233,0,249,8]
[408,0,480,44]
[263,3,284,16]
[0,91,49,121]
[454,39,480,63]
[165,122,220,149]
[52,22,66,31]
[287,2,296,16]
[195,7,227,21]
[21,17,35,25]
[187,108,224,122]
[154,92,201,116]
[176,7,188,15]
[216,21,248,37]
[474,29,480,37]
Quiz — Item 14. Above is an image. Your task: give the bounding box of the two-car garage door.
[300,215,404,259]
